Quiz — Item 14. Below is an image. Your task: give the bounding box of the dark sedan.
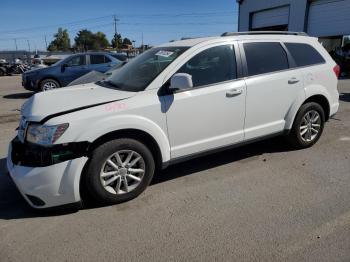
[22,52,122,91]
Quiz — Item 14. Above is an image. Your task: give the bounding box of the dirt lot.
[0,75,349,261]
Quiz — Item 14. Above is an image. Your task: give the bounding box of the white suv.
[7,32,339,209]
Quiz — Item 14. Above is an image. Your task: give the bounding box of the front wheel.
[40,79,60,91]
[83,138,155,205]
[287,102,325,149]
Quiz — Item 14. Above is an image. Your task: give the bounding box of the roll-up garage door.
[308,0,350,37]
[251,6,289,29]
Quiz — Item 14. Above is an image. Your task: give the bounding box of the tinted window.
[105,56,111,63]
[285,43,325,67]
[111,54,128,61]
[176,45,236,87]
[66,55,86,67]
[244,42,288,76]
[90,55,109,64]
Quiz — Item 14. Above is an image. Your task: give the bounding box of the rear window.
[243,42,289,77]
[285,43,325,67]
[90,54,110,64]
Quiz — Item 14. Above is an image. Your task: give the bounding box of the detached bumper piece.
[11,137,89,167]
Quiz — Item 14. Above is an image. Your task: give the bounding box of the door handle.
[226,88,243,97]
[288,78,300,84]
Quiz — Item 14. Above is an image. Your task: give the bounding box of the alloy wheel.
[299,110,321,142]
[99,150,146,195]
[42,81,58,91]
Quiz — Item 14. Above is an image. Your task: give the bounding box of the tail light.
[333,64,340,79]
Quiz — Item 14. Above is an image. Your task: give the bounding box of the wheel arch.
[285,92,331,131]
[87,128,164,171]
[38,76,62,88]
[303,95,330,121]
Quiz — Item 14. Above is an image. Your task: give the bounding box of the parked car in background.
[0,59,9,76]
[68,61,127,86]
[0,59,30,76]
[330,44,350,76]
[110,53,128,62]
[7,32,339,209]
[22,52,122,91]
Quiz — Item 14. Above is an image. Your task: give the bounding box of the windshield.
[105,46,188,92]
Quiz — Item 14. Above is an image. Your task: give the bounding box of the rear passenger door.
[89,54,112,73]
[240,41,304,140]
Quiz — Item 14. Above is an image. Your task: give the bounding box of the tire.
[83,138,155,205]
[40,78,60,91]
[287,102,325,149]
[0,68,5,76]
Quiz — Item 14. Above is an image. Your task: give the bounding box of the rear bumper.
[7,142,88,209]
[330,102,339,118]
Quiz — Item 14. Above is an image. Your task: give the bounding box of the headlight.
[26,123,69,145]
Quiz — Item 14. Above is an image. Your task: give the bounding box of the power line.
[0,11,238,50]
[0,15,112,35]
[0,12,237,35]
[14,39,17,51]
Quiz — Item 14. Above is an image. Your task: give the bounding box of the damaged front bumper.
[7,138,90,209]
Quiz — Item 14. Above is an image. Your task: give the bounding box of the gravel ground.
[0,75,349,262]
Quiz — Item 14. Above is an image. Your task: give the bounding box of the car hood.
[25,66,51,74]
[21,82,136,122]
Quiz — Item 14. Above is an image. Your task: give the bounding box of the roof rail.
[221,31,308,37]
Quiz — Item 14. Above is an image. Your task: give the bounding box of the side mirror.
[61,63,68,72]
[169,73,193,91]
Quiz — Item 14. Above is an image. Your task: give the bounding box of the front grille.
[11,137,89,167]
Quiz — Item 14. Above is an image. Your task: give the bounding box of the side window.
[176,45,237,87]
[285,43,325,67]
[66,55,86,67]
[243,42,289,77]
[90,54,110,65]
[105,56,111,63]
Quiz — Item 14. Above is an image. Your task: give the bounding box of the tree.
[111,33,123,49]
[74,30,110,51]
[122,37,132,47]
[47,28,71,51]
[93,32,110,50]
[74,29,94,51]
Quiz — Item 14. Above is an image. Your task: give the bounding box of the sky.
[0,0,238,51]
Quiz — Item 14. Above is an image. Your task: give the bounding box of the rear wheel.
[287,102,325,149]
[40,79,60,91]
[84,138,155,205]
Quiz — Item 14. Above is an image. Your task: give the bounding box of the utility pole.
[113,15,120,50]
[27,40,31,52]
[44,35,48,50]
[14,39,18,51]
[142,32,144,52]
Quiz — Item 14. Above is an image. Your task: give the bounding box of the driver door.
[162,43,246,159]
[61,54,89,85]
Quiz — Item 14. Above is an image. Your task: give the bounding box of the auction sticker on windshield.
[155,50,174,57]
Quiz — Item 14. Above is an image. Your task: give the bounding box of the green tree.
[74,30,110,51]
[93,32,110,50]
[122,37,132,47]
[111,33,123,49]
[47,28,71,51]
[74,29,94,51]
